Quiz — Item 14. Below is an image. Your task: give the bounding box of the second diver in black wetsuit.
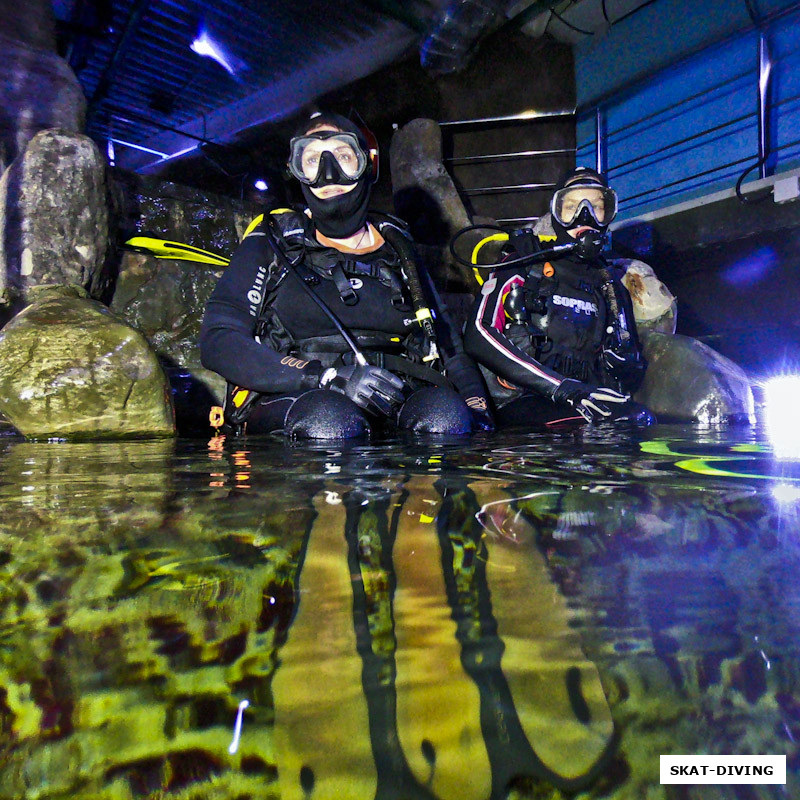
[200,111,494,439]
[463,167,655,428]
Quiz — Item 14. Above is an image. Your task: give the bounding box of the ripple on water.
[0,425,797,798]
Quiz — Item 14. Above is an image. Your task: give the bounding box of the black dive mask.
[290,114,376,239]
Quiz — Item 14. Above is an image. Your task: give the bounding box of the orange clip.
[209,405,225,429]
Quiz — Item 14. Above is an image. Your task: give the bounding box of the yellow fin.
[124,236,230,266]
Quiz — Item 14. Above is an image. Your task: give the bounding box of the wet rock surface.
[635,332,754,424]
[0,286,174,439]
[109,250,226,407]
[109,177,260,419]
[616,258,678,336]
[0,129,109,314]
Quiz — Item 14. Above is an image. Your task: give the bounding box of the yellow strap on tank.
[232,388,251,408]
[243,208,297,239]
[471,233,509,285]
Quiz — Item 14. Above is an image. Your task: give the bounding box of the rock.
[110,250,227,429]
[616,258,677,336]
[107,176,260,429]
[0,129,109,314]
[390,118,475,289]
[635,332,754,424]
[113,174,257,255]
[532,213,556,239]
[0,286,175,439]
[0,18,86,170]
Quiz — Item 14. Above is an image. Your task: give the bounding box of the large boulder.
[635,332,754,425]
[0,129,109,315]
[109,250,227,424]
[0,286,175,440]
[108,178,260,429]
[616,258,677,336]
[390,118,474,289]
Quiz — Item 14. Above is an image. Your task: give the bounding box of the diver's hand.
[551,378,629,424]
[601,345,647,393]
[320,364,406,417]
[465,395,495,432]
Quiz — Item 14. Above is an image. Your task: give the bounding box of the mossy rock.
[0,286,175,439]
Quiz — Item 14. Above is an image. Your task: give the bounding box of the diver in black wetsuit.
[200,111,493,439]
[463,167,654,428]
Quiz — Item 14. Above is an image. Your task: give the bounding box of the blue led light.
[254,179,268,191]
[191,29,237,76]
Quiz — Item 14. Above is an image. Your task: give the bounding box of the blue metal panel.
[576,2,800,219]
[575,0,753,109]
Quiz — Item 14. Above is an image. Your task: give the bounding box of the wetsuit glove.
[465,396,495,432]
[551,378,629,424]
[602,345,647,394]
[444,352,495,432]
[320,364,406,417]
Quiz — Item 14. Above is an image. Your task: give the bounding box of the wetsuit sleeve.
[463,265,565,398]
[421,271,492,403]
[199,231,322,394]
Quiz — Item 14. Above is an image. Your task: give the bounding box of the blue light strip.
[109,137,168,158]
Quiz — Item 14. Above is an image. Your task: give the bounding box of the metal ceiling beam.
[117,23,418,173]
[88,0,152,111]
[360,0,428,33]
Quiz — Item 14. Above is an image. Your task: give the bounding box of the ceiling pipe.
[420,0,508,75]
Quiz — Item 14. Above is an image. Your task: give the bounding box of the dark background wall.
[614,193,800,379]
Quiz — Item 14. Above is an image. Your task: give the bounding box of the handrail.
[445,148,575,165]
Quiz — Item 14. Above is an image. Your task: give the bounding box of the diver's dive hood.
[291,111,377,239]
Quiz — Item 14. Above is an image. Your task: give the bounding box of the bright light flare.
[253,179,268,191]
[191,30,237,75]
[763,374,800,458]
[771,483,800,505]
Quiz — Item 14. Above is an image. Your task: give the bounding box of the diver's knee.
[398,387,472,435]
[284,389,370,439]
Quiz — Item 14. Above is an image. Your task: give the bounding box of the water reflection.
[0,428,797,799]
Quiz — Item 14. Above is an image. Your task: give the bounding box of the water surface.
[0,424,797,799]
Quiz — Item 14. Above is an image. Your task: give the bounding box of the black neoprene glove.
[320,363,407,417]
[601,345,647,394]
[551,378,629,424]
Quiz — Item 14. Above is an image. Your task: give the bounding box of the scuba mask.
[551,184,618,229]
[288,131,370,186]
[289,112,379,238]
[550,167,618,259]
